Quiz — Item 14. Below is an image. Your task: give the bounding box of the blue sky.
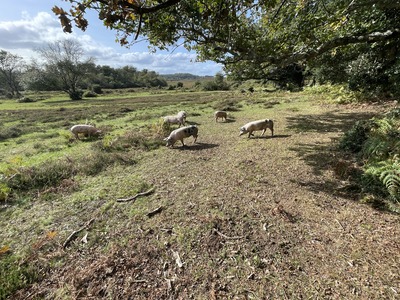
[0,0,223,75]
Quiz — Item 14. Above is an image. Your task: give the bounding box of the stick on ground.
[63,218,95,249]
[147,206,163,217]
[116,188,155,203]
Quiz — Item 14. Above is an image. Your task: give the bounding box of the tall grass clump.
[339,108,400,203]
[94,121,167,152]
[1,149,136,201]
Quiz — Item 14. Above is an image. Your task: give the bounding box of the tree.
[0,50,24,98]
[37,39,95,100]
[53,1,400,95]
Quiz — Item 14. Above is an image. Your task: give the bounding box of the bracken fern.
[366,156,400,202]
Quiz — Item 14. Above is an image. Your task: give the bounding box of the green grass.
[0,88,399,299]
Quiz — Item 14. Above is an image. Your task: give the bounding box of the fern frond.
[377,159,400,201]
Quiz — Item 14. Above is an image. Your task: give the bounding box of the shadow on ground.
[286,110,377,133]
[216,119,236,123]
[185,121,201,125]
[248,134,291,139]
[287,110,387,207]
[287,110,379,176]
[174,142,219,151]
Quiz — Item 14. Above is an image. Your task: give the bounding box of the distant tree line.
[0,40,168,100]
[159,73,213,81]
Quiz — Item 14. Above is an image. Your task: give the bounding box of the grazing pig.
[214,111,228,122]
[163,114,185,127]
[164,125,198,147]
[239,119,274,138]
[177,111,187,122]
[70,124,102,140]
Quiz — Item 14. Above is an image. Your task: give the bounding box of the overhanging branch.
[272,28,400,67]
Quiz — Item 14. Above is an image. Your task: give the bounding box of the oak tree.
[53,1,400,90]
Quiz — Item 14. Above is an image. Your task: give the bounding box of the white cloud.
[0,12,64,48]
[0,11,223,76]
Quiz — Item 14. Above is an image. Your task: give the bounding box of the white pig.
[239,119,274,138]
[164,125,198,147]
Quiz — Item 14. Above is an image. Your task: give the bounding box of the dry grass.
[2,92,400,299]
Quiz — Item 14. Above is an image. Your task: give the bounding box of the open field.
[1,90,399,299]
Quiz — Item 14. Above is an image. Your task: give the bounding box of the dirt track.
[16,101,400,299]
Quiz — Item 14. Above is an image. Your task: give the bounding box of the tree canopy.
[0,50,24,97]
[53,0,400,83]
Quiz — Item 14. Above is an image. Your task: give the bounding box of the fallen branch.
[63,218,95,249]
[116,188,155,203]
[213,228,244,240]
[147,206,163,217]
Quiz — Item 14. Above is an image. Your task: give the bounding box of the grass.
[0,88,399,299]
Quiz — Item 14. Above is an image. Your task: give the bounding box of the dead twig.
[213,228,244,240]
[117,187,155,203]
[63,218,95,249]
[335,219,345,231]
[147,206,163,217]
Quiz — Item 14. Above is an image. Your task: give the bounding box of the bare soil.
[12,100,400,299]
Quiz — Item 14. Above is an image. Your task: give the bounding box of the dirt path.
[16,101,400,299]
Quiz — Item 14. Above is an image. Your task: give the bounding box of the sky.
[0,0,223,76]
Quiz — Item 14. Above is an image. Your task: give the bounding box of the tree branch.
[272,28,400,67]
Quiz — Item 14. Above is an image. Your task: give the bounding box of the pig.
[214,111,228,122]
[164,125,198,147]
[70,124,102,140]
[163,114,185,127]
[239,119,274,138]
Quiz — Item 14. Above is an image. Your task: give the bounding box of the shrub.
[68,90,84,100]
[83,91,98,98]
[339,120,373,153]
[339,108,400,203]
[91,85,103,94]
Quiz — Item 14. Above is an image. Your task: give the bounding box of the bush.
[68,90,84,100]
[339,120,373,153]
[83,91,98,98]
[91,85,103,94]
[339,108,400,203]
